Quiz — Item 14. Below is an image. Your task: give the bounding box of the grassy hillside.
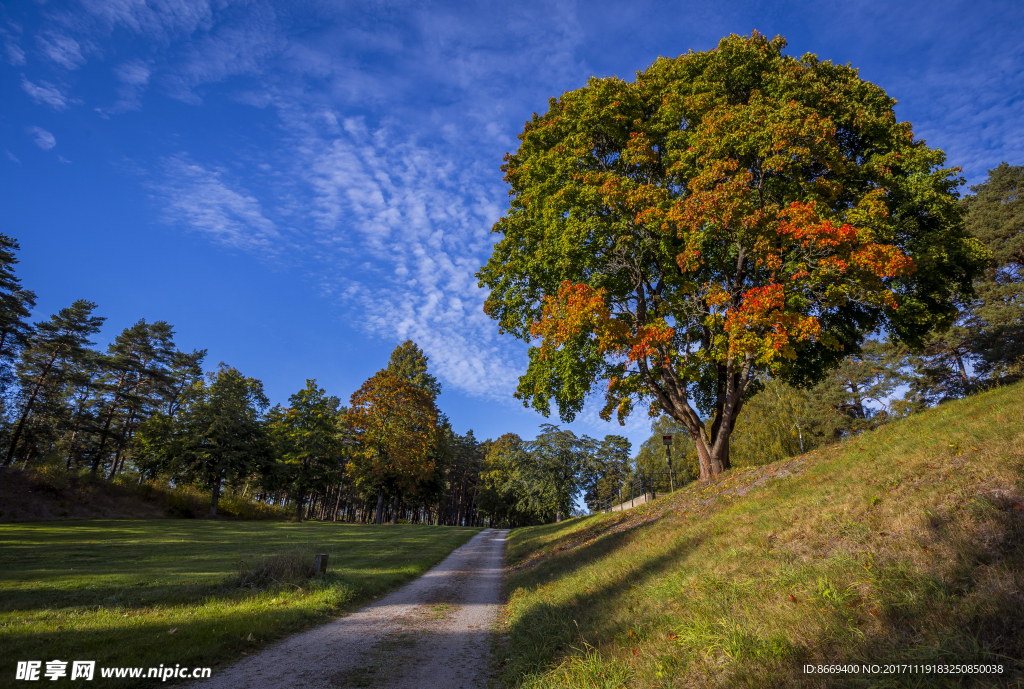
[497,383,1024,688]
[0,467,290,521]
[0,521,479,687]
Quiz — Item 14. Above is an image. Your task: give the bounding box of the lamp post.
[662,435,674,493]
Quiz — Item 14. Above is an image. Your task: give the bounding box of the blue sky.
[2,0,1022,453]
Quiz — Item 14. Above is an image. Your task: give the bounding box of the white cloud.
[1,23,25,65]
[21,77,70,110]
[115,59,151,85]
[155,154,280,252]
[5,150,20,164]
[78,0,215,41]
[26,126,56,150]
[102,58,152,112]
[293,121,523,399]
[160,2,282,104]
[36,30,86,69]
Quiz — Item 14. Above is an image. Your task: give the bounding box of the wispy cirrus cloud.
[25,126,56,150]
[294,117,522,398]
[155,154,280,252]
[77,0,215,36]
[21,77,70,110]
[35,29,86,69]
[0,21,25,65]
[102,59,152,113]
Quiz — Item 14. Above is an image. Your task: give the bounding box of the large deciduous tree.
[345,369,439,524]
[478,33,987,480]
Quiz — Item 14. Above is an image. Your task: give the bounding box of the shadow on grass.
[501,475,1024,688]
[503,529,703,681]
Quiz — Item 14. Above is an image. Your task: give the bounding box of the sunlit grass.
[498,382,1024,688]
[0,521,479,687]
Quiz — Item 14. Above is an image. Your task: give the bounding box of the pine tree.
[386,340,441,398]
[964,162,1024,383]
[0,234,37,399]
[5,301,105,466]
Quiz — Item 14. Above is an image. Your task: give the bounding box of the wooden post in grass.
[314,554,329,574]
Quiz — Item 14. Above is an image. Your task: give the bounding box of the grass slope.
[0,467,290,521]
[1,521,479,686]
[498,383,1024,688]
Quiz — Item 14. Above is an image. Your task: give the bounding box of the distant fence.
[593,470,677,514]
[608,492,654,512]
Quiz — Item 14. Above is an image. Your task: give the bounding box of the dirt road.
[194,528,508,689]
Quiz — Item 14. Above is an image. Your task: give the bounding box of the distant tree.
[523,424,587,522]
[728,378,817,466]
[345,369,439,524]
[582,435,631,511]
[478,433,534,527]
[478,33,988,481]
[386,340,441,398]
[634,416,696,491]
[89,320,177,476]
[171,365,271,518]
[5,300,104,467]
[0,234,37,398]
[808,339,913,438]
[267,379,345,522]
[963,162,1024,383]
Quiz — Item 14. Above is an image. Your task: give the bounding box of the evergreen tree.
[171,365,271,518]
[963,162,1024,383]
[0,234,37,399]
[268,379,345,522]
[5,300,104,467]
[89,320,177,476]
[386,340,441,398]
[582,434,631,511]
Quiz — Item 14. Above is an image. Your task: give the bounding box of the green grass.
[0,521,479,687]
[497,383,1024,688]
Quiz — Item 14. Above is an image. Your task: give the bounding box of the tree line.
[0,250,634,526]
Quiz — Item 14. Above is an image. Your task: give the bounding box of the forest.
[1,161,1020,528]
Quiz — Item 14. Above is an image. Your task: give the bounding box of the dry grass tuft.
[235,544,320,590]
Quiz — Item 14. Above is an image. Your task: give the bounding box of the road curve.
[192,528,508,689]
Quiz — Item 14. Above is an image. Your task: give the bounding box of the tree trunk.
[556,505,563,523]
[956,353,971,391]
[294,490,305,522]
[374,490,385,525]
[4,352,59,467]
[209,476,222,518]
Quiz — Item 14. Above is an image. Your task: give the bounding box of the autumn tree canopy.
[478,33,988,480]
[345,368,439,523]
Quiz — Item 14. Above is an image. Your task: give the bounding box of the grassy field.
[497,382,1024,688]
[0,521,479,686]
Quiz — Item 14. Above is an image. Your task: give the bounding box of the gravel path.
[193,528,508,689]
